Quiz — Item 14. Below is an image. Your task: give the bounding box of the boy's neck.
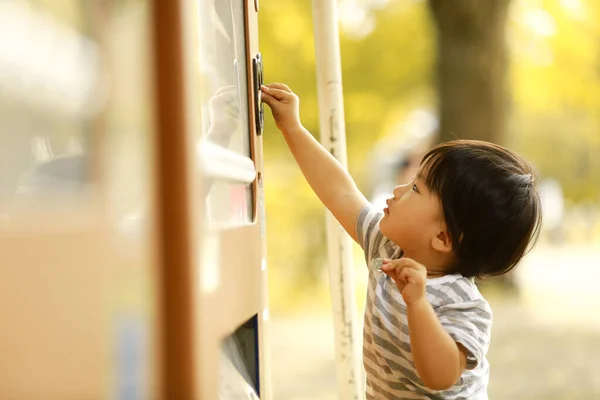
[403,249,455,278]
[426,269,450,278]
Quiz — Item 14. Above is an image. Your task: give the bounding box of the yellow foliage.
[261,0,600,308]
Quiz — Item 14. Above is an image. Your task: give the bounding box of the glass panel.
[198,0,254,226]
[205,180,253,227]
[198,0,250,157]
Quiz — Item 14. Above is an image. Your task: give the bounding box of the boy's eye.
[412,184,419,193]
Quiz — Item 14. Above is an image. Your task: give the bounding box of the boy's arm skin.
[260,83,367,243]
[381,258,468,390]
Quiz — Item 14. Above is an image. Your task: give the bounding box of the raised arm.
[261,83,367,242]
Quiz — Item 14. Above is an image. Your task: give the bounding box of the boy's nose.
[392,183,410,198]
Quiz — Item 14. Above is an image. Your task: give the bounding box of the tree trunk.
[428,0,511,144]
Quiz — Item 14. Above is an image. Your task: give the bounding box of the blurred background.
[0,1,158,398]
[260,0,600,399]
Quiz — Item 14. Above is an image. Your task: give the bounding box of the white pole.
[312,1,364,399]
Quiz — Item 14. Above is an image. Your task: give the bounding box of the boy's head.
[379,140,542,279]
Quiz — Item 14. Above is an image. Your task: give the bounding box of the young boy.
[260,83,541,399]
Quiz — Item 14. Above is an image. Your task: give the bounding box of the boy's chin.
[379,222,393,238]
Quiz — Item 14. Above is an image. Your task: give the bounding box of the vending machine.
[0,0,269,399]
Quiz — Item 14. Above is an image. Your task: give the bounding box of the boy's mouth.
[384,198,392,214]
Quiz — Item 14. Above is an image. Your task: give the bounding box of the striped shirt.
[356,204,493,399]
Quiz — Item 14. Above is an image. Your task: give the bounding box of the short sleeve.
[436,299,493,370]
[355,203,398,265]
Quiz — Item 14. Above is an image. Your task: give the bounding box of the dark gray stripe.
[372,332,404,358]
[356,206,367,245]
[370,367,442,399]
[437,301,492,320]
[363,347,380,366]
[357,205,382,261]
[444,323,486,348]
[374,350,422,385]
[445,329,483,362]
[366,336,424,388]
[395,378,445,399]
[446,281,473,302]
[461,305,493,321]
[467,318,490,335]
[365,373,406,400]
[371,315,412,354]
[370,229,384,259]
[456,279,477,299]
[364,215,380,259]
[441,309,491,334]
[380,282,407,314]
[373,290,403,331]
[459,370,479,386]
[382,239,396,257]
[365,290,374,314]
[442,315,489,346]
[426,286,457,305]
[366,271,378,290]
[451,331,481,352]
[386,378,429,395]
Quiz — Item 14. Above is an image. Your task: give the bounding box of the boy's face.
[379,167,446,254]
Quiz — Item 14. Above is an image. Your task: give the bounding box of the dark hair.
[420,140,542,279]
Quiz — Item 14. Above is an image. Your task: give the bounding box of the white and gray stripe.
[357,204,493,399]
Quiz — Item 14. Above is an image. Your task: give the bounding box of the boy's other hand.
[261,83,302,134]
[381,258,427,306]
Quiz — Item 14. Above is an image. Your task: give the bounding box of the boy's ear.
[431,228,453,253]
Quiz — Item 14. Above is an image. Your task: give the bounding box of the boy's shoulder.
[356,203,402,262]
[356,202,383,232]
[426,275,491,312]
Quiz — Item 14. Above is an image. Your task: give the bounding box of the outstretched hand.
[260,83,302,134]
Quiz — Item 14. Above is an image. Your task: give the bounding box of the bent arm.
[407,299,467,390]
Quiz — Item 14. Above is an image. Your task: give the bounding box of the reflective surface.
[199,0,254,227]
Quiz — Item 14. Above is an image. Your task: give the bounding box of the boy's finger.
[400,268,423,285]
[383,269,407,292]
[262,86,289,101]
[260,91,276,106]
[397,280,407,292]
[381,258,409,271]
[386,257,423,272]
[399,268,412,282]
[382,269,399,284]
[267,83,292,93]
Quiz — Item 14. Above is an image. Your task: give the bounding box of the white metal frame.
[312,1,364,398]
